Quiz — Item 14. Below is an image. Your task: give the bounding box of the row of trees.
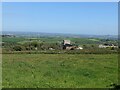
[2,41,118,53]
[2,41,62,51]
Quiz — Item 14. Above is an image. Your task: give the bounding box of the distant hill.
[2,31,118,40]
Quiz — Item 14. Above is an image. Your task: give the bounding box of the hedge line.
[2,49,118,54]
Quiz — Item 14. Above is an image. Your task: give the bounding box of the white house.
[99,44,118,48]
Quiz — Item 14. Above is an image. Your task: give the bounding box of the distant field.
[2,54,118,88]
[2,37,101,45]
[2,37,25,43]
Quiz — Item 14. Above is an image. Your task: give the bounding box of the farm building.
[63,40,71,45]
[99,44,118,48]
[63,40,73,50]
[62,40,83,50]
[63,44,75,50]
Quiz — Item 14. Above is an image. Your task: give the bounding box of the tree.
[31,41,38,47]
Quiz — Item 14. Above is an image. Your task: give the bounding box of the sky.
[2,2,118,35]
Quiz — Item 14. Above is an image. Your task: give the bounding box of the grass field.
[2,54,118,88]
[2,37,101,45]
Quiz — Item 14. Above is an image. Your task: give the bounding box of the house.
[62,40,83,50]
[63,40,73,50]
[63,40,71,45]
[99,44,118,48]
[63,44,75,50]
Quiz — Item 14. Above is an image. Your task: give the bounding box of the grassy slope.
[2,54,118,88]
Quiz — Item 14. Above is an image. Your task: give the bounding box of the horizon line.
[2,30,118,36]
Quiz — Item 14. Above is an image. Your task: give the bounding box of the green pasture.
[2,54,118,88]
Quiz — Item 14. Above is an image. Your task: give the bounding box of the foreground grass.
[2,54,118,88]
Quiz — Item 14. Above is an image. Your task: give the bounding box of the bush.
[13,45,23,51]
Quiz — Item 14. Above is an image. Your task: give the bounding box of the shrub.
[13,45,23,51]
